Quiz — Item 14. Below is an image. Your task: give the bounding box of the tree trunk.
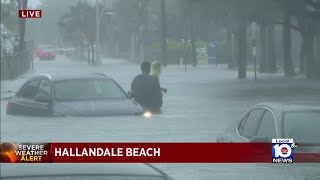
[304,31,316,79]
[226,23,234,69]
[18,0,28,51]
[316,33,320,64]
[115,41,119,58]
[139,40,145,63]
[189,0,197,67]
[88,43,91,64]
[161,0,168,66]
[134,32,140,60]
[267,25,277,73]
[231,21,239,68]
[299,39,306,73]
[297,18,307,74]
[17,0,21,37]
[130,32,135,61]
[232,33,238,68]
[259,22,267,73]
[282,11,295,76]
[139,28,145,63]
[91,41,95,64]
[114,31,120,58]
[238,19,247,79]
[81,42,84,58]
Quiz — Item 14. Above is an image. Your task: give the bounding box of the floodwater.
[1,56,320,180]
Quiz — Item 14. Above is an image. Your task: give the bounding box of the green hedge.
[117,40,228,64]
[145,40,228,64]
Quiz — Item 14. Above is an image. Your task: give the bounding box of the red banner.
[1,142,319,163]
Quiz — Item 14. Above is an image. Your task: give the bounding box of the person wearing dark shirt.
[131,61,161,113]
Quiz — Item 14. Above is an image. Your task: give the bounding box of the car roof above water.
[33,73,112,82]
[254,102,320,115]
[0,163,167,178]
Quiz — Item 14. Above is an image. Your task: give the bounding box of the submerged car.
[6,73,143,117]
[217,103,320,152]
[1,163,174,180]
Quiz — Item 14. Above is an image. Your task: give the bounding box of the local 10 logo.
[272,139,298,163]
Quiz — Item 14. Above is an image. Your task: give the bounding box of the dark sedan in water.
[6,73,143,117]
[1,163,174,180]
[216,103,320,152]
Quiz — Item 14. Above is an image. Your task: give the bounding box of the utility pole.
[161,0,167,66]
[95,0,101,65]
[18,0,28,51]
[189,0,197,67]
[138,0,145,63]
[253,39,257,80]
[252,22,257,81]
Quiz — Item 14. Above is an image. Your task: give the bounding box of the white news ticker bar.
[272,139,294,143]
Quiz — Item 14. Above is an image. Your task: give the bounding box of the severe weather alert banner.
[1,142,319,163]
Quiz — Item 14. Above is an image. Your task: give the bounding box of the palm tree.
[58,1,96,64]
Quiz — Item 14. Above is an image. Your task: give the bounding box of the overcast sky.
[29,0,41,8]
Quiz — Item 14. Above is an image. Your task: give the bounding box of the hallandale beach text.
[54,147,161,157]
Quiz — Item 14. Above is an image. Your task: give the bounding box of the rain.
[1,0,320,179]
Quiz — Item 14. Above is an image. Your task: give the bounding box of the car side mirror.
[127,91,135,99]
[35,94,52,103]
[249,136,270,143]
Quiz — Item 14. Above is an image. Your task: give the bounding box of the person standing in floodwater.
[150,61,167,113]
[131,61,159,113]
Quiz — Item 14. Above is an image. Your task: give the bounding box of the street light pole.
[253,39,257,81]
[252,22,258,81]
[161,0,167,66]
[95,0,101,65]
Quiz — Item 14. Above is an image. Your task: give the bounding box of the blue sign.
[206,41,217,64]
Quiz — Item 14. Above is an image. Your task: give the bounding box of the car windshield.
[283,110,320,143]
[2,176,166,180]
[54,79,127,101]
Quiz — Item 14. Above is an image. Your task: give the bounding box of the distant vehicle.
[1,163,174,180]
[56,48,66,55]
[6,73,143,117]
[36,45,55,58]
[216,103,320,152]
[39,48,56,60]
[55,47,74,56]
[64,47,75,56]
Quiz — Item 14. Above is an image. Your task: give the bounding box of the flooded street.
[1,56,320,180]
